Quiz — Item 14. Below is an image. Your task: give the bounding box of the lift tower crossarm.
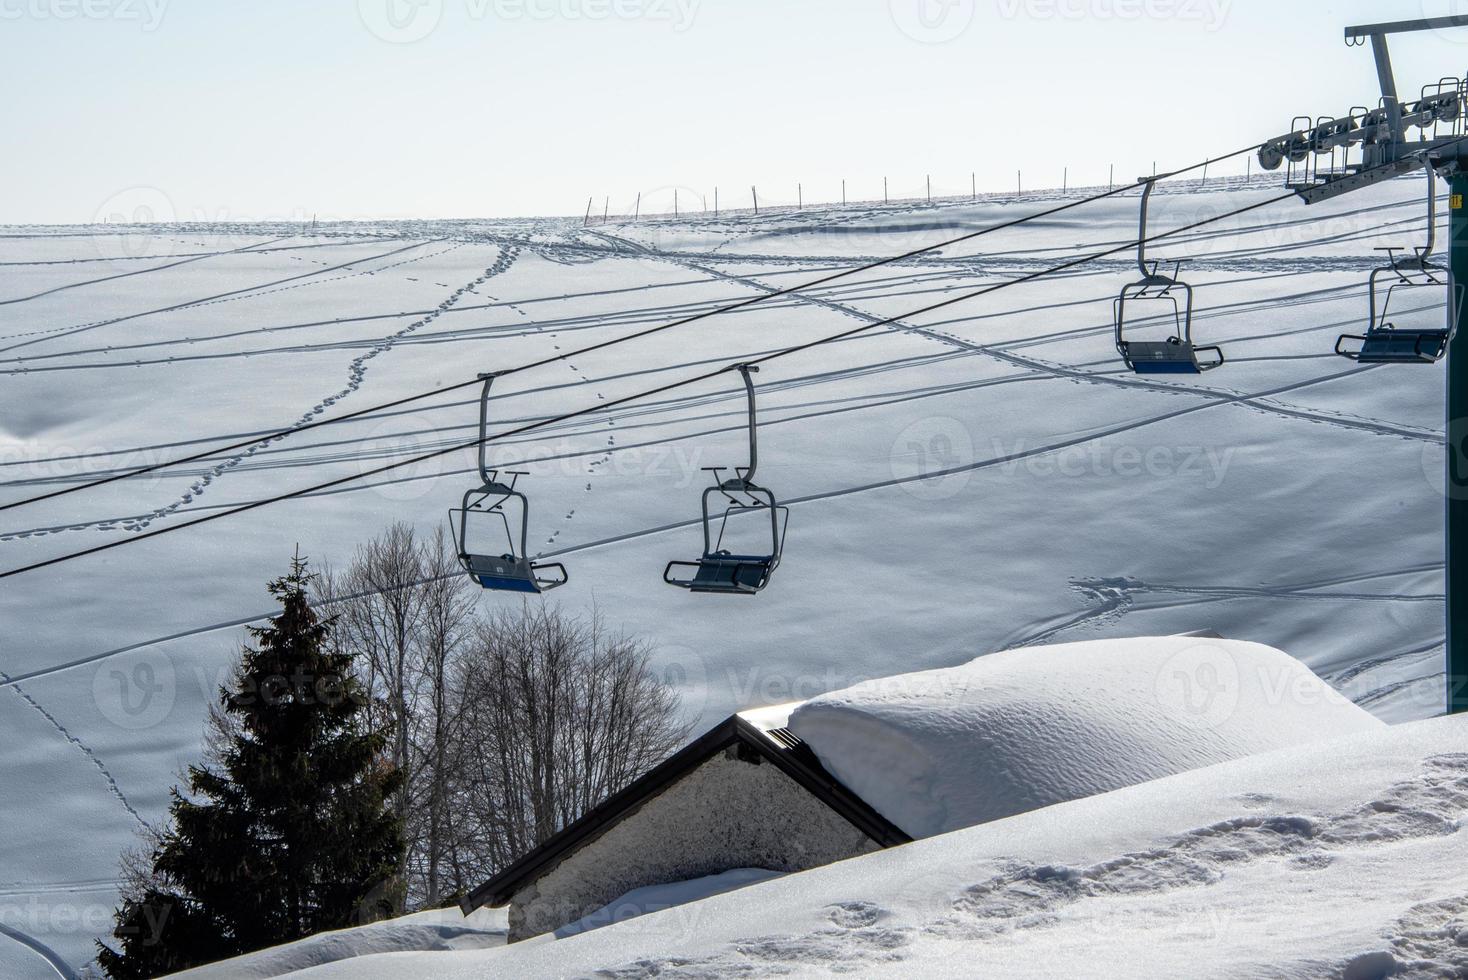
[1295,16,1468,715]
[1345,16,1468,104]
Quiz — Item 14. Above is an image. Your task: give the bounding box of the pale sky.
[5,0,1468,223]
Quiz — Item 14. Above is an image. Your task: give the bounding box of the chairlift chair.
[448,373,568,593]
[1114,178,1224,375]
[1337,165,1456,364]
[664,365,789,595]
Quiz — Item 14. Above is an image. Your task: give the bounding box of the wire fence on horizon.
[582,172,1282,227]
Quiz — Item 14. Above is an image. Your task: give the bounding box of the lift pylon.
[1266,15,1468,713]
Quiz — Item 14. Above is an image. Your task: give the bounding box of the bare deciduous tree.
[449,604,690,878]
[318,524,477,907]
[317,524,688,909]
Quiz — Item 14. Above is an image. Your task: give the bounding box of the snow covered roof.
[462,635,1380,917]
[459,711,910,914]
[788,635,1384,838]
[377,713,1468,980]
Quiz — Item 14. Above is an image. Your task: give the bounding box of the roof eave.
[460,714,912,914]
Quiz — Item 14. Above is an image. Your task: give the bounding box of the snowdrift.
[168,907,508,979]
[283,713,1468,979]
[554,868,784,939]
[788,636,1382,837]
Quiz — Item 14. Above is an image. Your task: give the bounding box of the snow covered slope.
[0,173,1454,975]
[553,868,784,940]
[788,636,1382,837]
[169,907,508,980]
[282,714,1468,980]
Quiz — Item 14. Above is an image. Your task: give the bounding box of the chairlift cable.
[0,142,1263,515]
[0,166,1344,583]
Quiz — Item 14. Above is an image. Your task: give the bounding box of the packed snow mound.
[788,635,1382,838]
[284,714,1468,980]
[555,868,784,938]
[168,906,508,979]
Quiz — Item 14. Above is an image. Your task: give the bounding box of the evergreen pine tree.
[99,553,404,978]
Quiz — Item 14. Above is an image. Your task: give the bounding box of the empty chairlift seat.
[1114,177,1224,376]
[664,365,789,596]
[1336,165,1455,365]
[448,373,568,594]
[459,538,567,594]
[1336,324,1449,363]
[1118,334,1225,375]
[663,485,786,595]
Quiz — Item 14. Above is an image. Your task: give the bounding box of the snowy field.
[0,172,1455,976]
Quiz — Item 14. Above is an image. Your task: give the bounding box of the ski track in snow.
[1002,566,1447,652]
[0,244,515,542]
[0,237,441,352]
[0,921,78,980]
[0,352,1429,691]
[0,671,146,830]
[991,568,1448,709]
[3,197,1450,709]
[629,242,1436,447]
[0,253,1375,374]
[0,235,292,308]
[588,753,1468,979]
[0,274,1434,500]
